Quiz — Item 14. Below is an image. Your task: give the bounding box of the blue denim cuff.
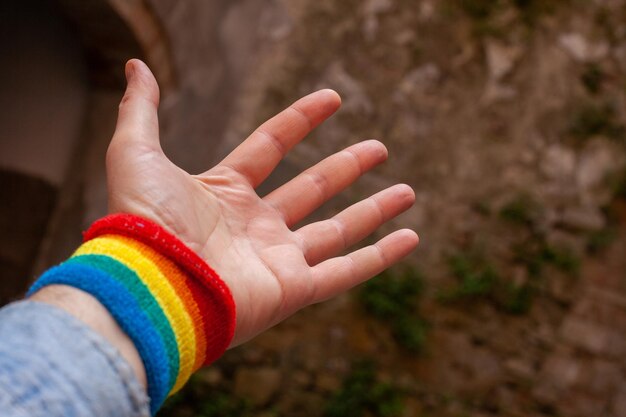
[0,301,150,417]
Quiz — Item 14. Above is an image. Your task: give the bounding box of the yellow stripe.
[74,235,196,393]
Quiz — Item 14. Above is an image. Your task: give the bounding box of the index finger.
[217,89,341,188]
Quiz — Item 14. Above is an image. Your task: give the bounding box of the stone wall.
[1,1,625,416]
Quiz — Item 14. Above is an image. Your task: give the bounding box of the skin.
[31,59,419,391]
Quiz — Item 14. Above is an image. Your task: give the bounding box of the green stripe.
[67,254,180,390]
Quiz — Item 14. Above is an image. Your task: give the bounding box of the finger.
[265,140,388,227]
[111,59,161,151]
[309,229,419,303]
[218,89,341,187]
[296,184,415,265]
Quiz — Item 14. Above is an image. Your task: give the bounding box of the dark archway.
[0,0,175,305]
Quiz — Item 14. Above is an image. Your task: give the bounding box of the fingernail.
[125,60,136,83]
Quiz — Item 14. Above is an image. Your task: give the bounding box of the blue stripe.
[28,263,170,414]
[66,254,179,391]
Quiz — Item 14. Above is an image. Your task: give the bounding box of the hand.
[107,59,419,347]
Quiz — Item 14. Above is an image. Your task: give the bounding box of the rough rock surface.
[16,1,626,416]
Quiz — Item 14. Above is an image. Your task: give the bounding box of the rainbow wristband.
[27,214,236,414]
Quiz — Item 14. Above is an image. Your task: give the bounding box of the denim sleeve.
[0,301,150,417]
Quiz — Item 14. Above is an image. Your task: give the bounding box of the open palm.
[107,60,419,347]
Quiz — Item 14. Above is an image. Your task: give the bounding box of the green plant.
[439,252,537,315]
[458,0,501,20]
[451,0,506,37]
[511,0,564,25]
[472,200,492,216]
[455,0,564,34]
[498,193,581,278]
[444,254,500,298]
[513,238,580,278]
[495,282,534,314]
[358,266,428,352]
[198,393,252,417]
[615,169,626,201]
[325,361,404,417]
[499,194,539,226]
[159,376,252,417]
[392,316,429,353]
[581,64,605,95]
[512,240,543,278]
[360,267,424,319]
[542,244,581,276]
[586,185,623,255]
[569,101,625,142]
[587,228,617,254]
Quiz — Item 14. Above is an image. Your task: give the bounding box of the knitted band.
[27,214,236,414]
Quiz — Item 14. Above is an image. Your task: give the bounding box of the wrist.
[27,214,236,415]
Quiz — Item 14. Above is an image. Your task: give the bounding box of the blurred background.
[1,0,626,416]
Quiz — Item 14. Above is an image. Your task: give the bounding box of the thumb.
[112,59,161,150]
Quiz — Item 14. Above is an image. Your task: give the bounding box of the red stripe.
[84,214,236,366]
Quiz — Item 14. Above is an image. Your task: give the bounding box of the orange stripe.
[157,265,207,371]
[114,235,207,375]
